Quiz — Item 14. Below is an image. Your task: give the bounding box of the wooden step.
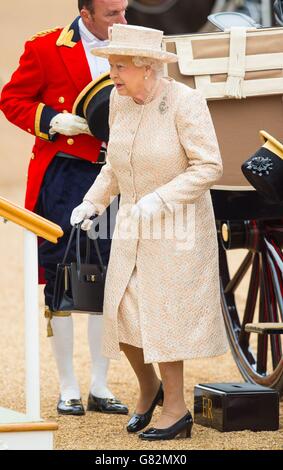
[245,323,283,334]
[0,408,58,450]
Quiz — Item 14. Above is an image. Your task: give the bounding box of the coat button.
[67,138,74,145]
[63,109,69,114]
[58,96,65,103]
[27,128,32,133]
[31,152,35,160]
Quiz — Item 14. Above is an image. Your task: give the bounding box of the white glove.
[131,192,164,221]
[70,200,96,226]
[50,113,91,136]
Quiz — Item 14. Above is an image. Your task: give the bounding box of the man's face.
[82,0,128,40]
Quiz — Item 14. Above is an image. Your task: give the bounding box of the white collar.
[78,17,108,45]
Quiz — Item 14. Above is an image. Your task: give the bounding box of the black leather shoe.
[87,393,129,414]
[127,383,164,433]
[57,398,85,416]
[139,411,193,441]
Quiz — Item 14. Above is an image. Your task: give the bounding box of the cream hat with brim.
[91,24,178,64]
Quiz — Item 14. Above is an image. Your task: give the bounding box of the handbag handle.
[76,221,106,276]
[62,225,77,264]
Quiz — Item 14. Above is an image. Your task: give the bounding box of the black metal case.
[194,383,279,432]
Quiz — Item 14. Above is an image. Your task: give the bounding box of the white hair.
[132,56,164,78]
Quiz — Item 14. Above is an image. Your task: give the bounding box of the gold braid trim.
[34,103,49,140]
[83,79,114,117]
[44,307,71,337]
[29,27,61,42]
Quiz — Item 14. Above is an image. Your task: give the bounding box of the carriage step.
[245,323,283,334]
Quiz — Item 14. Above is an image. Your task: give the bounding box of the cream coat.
[84,79,228,363]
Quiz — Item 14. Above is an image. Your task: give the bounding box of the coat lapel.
[57,17,92,92]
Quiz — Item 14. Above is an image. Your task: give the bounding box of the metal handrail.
[0,196,63,243]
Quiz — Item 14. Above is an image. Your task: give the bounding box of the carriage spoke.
[265,237,283,322]
[218,241,230,287]
[219,243,240,330]
[266,254,283,323]
[256,255,269,375]
[269,335,282,370]
[261,251,282,369]
[239,253,259,349]
[224,251,253,295]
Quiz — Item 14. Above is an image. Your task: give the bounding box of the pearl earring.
[144,76,148,80]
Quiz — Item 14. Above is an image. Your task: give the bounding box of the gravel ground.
[0,186,282,451]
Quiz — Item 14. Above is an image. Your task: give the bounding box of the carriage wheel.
[218,220,283,395]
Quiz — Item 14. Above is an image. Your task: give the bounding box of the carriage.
[159,8,283,395]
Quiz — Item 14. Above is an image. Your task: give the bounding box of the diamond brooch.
[159,96,169,115]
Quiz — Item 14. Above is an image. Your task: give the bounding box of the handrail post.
[24,229,40,421]
[0,197,62,447]
[0,196,63,424]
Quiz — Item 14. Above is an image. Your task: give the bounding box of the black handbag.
[241,130,283,202]
[52,222,107,313]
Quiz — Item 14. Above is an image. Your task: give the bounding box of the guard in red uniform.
[0,0,129,416]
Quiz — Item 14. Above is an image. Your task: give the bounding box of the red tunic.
[0,17,103,211]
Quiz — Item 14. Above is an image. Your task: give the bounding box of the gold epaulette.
[29,27,61,42]
[56,24,77,48]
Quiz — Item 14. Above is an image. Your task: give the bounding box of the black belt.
[56,149,106,164]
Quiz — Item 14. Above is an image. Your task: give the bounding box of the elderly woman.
[71,24,228,441]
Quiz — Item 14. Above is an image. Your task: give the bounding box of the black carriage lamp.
[242,130,283,203]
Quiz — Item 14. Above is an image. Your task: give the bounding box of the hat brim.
[72,72,114,141]
[72,72,112,116]
[91,45,178,64]
[85,86,113,142]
